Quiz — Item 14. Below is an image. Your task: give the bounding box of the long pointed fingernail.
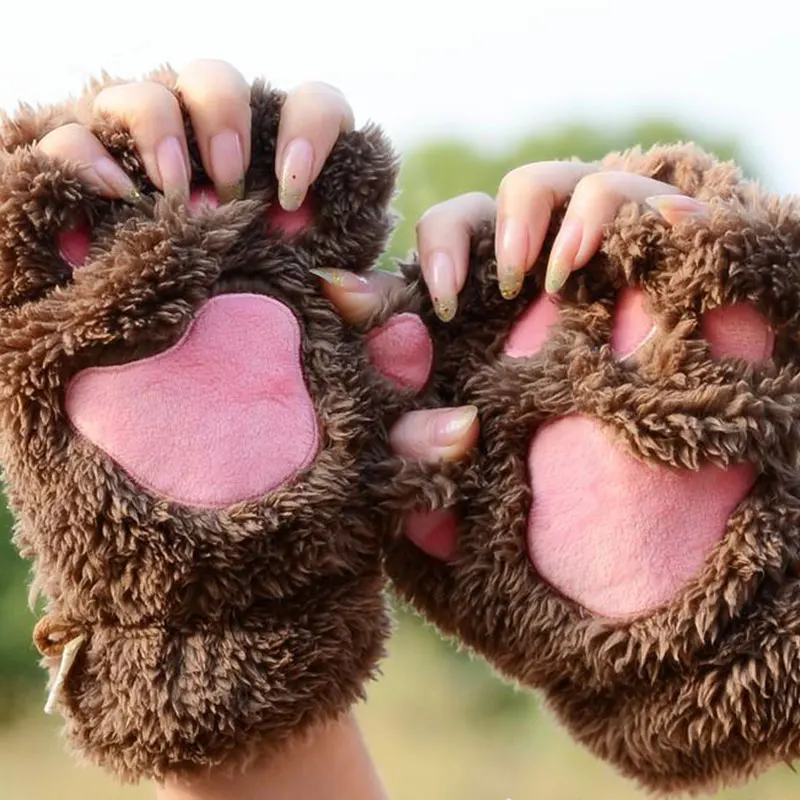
[92,157,141,204]
[156,135,190,198]
[432,405,478,447]
[646,195,709,225]
[312,268,379,324]
[497,217,528,299]
[546,218,582,295]
[310,267,373,293]
[209,130,246,204]
[279,138,314,212]
[427,250,458,322]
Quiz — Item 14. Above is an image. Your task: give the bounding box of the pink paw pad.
[525,291,774,617]
[527,417,757,617]
[65,294,320,509]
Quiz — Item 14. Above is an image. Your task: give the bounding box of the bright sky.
[1,0,797,193]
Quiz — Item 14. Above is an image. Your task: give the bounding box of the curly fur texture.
[0,71,420,782]
[383,144,800,794]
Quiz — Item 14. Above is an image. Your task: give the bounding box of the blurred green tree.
[0,496,39,719]
[0,117,755,723]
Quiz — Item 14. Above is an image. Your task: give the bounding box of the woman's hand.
[35,58,353,208]
[415,162,706,313]
[317,164,708,557]
[157,713,387,800]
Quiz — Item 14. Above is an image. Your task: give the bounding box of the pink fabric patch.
[188,185,314,236]
[701,304,774,361]
[65,294,320,509]
[499,290,774,616]
[57,222,91,268]
[611,288,655,359]
[366,313,433,391]
[527,415,756,617]
[405,509,458,561]
[265,198,315,236]
[505,293,560,358]
[189,186,220,212]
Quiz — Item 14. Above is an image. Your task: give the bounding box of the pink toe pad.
[520,289,773,616]
[505,294,560,358]
[366,313,433,391]
[701,304,774,362]
[612,288,655,359]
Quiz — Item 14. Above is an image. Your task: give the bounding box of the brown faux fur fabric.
[383,144,800,795]
[0,72,419,782]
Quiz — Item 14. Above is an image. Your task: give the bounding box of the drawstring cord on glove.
[33,615,86,714]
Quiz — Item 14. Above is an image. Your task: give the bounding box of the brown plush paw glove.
[0,75,431,782]
[382,143,800,794]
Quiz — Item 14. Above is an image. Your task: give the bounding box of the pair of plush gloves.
[2,75,799,797]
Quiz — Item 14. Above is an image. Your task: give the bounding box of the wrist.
[155,713,387,800]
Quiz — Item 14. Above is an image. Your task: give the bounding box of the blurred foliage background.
[1,120,793,800]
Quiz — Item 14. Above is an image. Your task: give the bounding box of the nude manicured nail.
[312,268,379,324]
[428,250,458,322]
[155,136,190,198]
[310,268,373,293]
[497,217,527,299]
[645,195,709,225]
[209,130,245,203]
[546,218,582,295]
[432,406,478,447]
[92,157,141,203]
[279,138,314,212]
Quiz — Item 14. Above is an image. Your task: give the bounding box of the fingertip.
[416,192,495,305]
[423,249,459,322]
[93,82,189,197]
[390,405,479,463]
[92,157,142,203]
[172,60,252,201]
[433,405,478,450]
[37,124,139,202]
[447,405,481,458]
[572,223,605,271]
[277,83,354,212]
[495,216,528,300]
[209,130,247,203]
[545,217,583,295]
[646,194,710,225]
[311,268,384,324]
[278,137,314,211]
